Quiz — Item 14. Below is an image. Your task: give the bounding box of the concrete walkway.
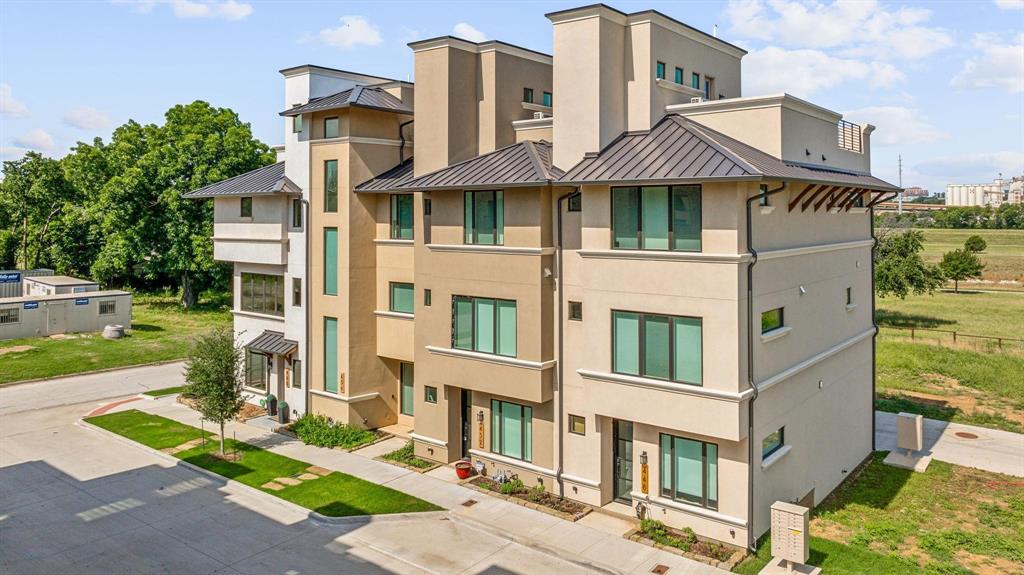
[875,411,1024,477]
[118,397,727,575]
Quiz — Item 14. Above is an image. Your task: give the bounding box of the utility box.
[770,501,809,564]
[896,412,924,453]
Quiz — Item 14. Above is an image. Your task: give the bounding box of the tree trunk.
[954,279,959,293]
[219,420,225,456]
[181,271,197,309]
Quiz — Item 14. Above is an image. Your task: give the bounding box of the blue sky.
[1,0,1022,194]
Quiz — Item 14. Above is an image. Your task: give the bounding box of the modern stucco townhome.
[186,3,899,550]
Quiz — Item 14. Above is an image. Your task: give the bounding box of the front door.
[613,420,634,503]
[47,302,66,335]
[460,389,472,458]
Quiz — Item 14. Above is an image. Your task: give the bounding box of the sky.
[1,0,1022,195]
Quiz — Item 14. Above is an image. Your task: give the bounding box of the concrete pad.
[883,450,933,472]
[461,533,596,575]
[758,557,821,575]
[351,436,408,459]
[275,476,302,486]
[578,509,637,536]
[306,465,331,476]
[60,524,227,575]
[261,481,284,491]
[577,531,659,573]
[340,516,506,573]
[533,519,612,556]
[297,472,319,481]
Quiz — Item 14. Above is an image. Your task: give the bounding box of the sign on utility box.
[758,502,819,575]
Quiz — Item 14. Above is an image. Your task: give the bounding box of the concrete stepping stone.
[297,473,319,481]
[276,477,302,486]
[262,481,285,491]
[306,465,331,476]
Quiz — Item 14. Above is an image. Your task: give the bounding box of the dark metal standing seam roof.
[354,158,415,193]
[280,86,412,116]
[182,162,301,198]
[393,140,565,191]
[246,330,298,356]
[559,115,900,192]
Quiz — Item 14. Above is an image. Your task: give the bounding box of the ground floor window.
[491,400,532,462]
[245,350,268,391]
[99,300,116,315]
[762,427,784,459]
[660,434,717,510]
[290,359,302,389]
[400,362,414,416]
[324,317,338,393]
[0,307,19,325]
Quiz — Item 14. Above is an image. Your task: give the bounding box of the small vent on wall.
[533,112,549,120]
[690,97,705,104]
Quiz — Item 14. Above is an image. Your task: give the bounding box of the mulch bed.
[468,477,591,521]
[176,396,267,421]
[626,525,746,570]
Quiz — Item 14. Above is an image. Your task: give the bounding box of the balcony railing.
[837,120,862,153]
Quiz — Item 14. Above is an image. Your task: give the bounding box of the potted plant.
[266,394,278,417]
[455,459,473,479]
[278,402,289,424]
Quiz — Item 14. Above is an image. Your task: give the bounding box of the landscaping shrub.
[639,519,733,562]
[381,441,435,469]
[527,484,545,502]
[499,478,525,495]
[291,413,375,449]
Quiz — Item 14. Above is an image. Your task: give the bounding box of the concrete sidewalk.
[116,397,728,575]
[875,411,1024,477]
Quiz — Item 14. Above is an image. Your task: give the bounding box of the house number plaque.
[641,463,649,494]
[478,422,484,449]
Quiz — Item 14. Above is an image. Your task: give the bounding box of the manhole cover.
[651,565,670,574]
[461,499,477,507]
[955,431,979,439]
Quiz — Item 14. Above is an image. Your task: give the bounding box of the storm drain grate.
[651,565,670,574]
[462,499,478,507]
[955,431,979,439]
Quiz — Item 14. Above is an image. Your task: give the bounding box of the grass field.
[736,453,1024,575]
[875,290,1024,432]
[915,228,1024,286]
[0,294,231,385]
[86,410,441,517]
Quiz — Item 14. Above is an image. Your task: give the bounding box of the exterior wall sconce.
[477,411,484,422]
[799,286,807,295]
[640,451,649,494]
[640,451,648,466]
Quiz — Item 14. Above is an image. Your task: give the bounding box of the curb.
[4,359,186,388]
[75,418,449,526]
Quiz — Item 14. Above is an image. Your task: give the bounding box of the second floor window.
[542,91,552,107]
[240,273,284,316]
[523,87,534,103]
[390,282,414,314]
[324,228,338,295]
[761,307,784,334]
[325,160,338,212]
[292,114,302,134]
[656,61,666,80]
[762,427,785,459]
[674,67,684,84]
[453,295,516,357]
[240,196,252,218]
[613,310,702,385]
[292,198,303,228]
[324,116,339,139]
[691,72,700,90]
[612,185,701,252]
[292,277,301,307]
[464,190,504,245]
[390,194,414,239]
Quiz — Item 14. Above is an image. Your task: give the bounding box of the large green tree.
[939,249,985,293]
[0,152,77,270]
[874,229,945,299]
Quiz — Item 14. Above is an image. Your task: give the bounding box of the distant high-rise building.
[946,175,1023,207]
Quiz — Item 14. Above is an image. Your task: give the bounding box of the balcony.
[424,346,554,403]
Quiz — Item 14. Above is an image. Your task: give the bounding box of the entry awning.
[246,330,297,356]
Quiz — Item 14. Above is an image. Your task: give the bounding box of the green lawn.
[86,410,441,517]
[736,453,1024,574]
[0,294,231,385]
[142,386,187,397]
[877,290,1024,340]
[916,228,1024,285]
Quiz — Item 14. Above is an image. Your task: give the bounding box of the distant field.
[916,228,1024,285]
[876,289,1024,340]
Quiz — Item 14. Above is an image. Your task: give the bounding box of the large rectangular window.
[452,296,516,357]
[390,194,414,239]
[240,273,284,316]
[613,311,702,385]
[611,185,701,252]
[491,400,532,462]
[324,160,338,212]
[323,228,338,295]
[324,116,339,139]
[400,362,414,416]
[245,350,267,391]
[324,317,338,393]
[390,282,414,314]
[660,434,717,510]
[464,190,504,245]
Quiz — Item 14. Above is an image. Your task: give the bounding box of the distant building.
[0,274,132,340]
[946,175,1024,207]
[902,186,928,198]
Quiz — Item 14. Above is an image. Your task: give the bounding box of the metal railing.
[879,325,1024,353]
[837,120,862,153]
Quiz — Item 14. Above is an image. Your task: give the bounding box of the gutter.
[744,182,787,552]
[398,119,414,164]
[302,198,311,419]
[553,188,579,498]
[870,205,878,451]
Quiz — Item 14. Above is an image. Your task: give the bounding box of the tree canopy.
[939,249,985,293]
[963,234,987,253]
[874,229,945,299]
[184,328,246,456]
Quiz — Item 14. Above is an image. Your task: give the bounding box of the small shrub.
[499,478,525,495]
[527,484,545,502]
[291,413,375,449]
[381,441,435,469]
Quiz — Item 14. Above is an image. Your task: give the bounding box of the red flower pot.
[455,461,473,479]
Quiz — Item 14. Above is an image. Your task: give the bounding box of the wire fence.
[879,325,1024,354]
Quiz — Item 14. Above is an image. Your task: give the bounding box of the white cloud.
[112,0,252,20]
[12,129,55,151]
[951,33,1024,93]
[0,146,28,159]
[994,0,1024,9]
[742,46,903,97]
[63,106,113,130]
[723,0,953,61]
[0,84,29,117]
[915,151,1024,183]
[316,16,382,49]
[453,22,487,43]
[842,106,949,146]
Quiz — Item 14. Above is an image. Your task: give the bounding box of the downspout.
[870,202,878,451]
[554,189,578,499]
[398,120,414,164]
[302,198,311,419]
[745,181,787,552]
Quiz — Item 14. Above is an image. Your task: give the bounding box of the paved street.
[0,365,724,575]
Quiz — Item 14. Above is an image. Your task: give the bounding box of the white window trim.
[760,326,792,343]
[845,303,858,312]
[309,388,379,403]
[426,345,554,371]
[630,492,748,528]
[759,205,776,215]
[373,238,414,246]
[374,310,414,320]
[761,444,792,470]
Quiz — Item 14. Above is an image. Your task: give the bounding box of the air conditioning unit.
[533,112,548,120]
[690,97,705,103]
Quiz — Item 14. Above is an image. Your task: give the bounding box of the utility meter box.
[896,412,924,453]
[770,501,809,564]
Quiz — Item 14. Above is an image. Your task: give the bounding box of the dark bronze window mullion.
[638,313,646,378]
[668,186,675,251]
[636,188,644,249]
[668,315,676,383]
[701,442,708,508]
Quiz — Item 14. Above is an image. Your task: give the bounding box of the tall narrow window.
[292,277,301,307]
[491,400,532,462]
[523,87,534,103]
[846,287,853,306]
[424,289,432,307]
[390,194,414,239]
[542,91,552,107]
[674,67,684,84]
[400,362,414,416]
[324,317,338,393]
[323,228,338,295]
[240,197,252,218]
[656,61,666,80]
[245,351,267,391]
[464,190,504,245]
[704,77,713,100]
[452,295,516,357]
[612,185,701,252]
[292,114,302,133]
[324,159,338,212]
[613,310,702,385]
[691,72,700,90]
[761,307,784,334]
[390,282,414,314]
[324,116,339,139]
[292,198,303,228]
[291,359,302,389]
[661,434,717,510]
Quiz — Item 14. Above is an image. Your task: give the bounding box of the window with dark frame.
[846,287,853,306]
[98,300,116,315]
[568,301,583,321]
[568,414,585,435]
[324,116,339,139]
[291,359,302,389]
[464,190,504,245]
[240,273,284,316]
[612,310,703,385]
[425,385,437,404]
[523,87,534,103]
[453,295,516,357]
[424,288,432,307]
[240,197,253,218]
[762,427,784,459]
[761,307,784,334]
[611,185,701,252]
[759,184,770,206]
[691,72,700,89]
[245,350,268,391]
[292,277,301,307]
[390,282,414,314]
[491,399,532,461]
[656,61,666,80]
[390,194,414,239]
[660,433,718,510]
[0,307,20,325]
[567,192,582,212]
[423,198,432,216]
[324,160,338,212]
[292,114,302,133]
[292,198,303,228]
[542,91,552,107]
[674,67,684,84]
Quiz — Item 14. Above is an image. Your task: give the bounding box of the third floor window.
[464,190,504,245]
[390,194,414,239]
[324,116,339,139]
[325,160,338,212]
[612,185,701,252]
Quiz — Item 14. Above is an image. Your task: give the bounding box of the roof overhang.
[246,330,298,356]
